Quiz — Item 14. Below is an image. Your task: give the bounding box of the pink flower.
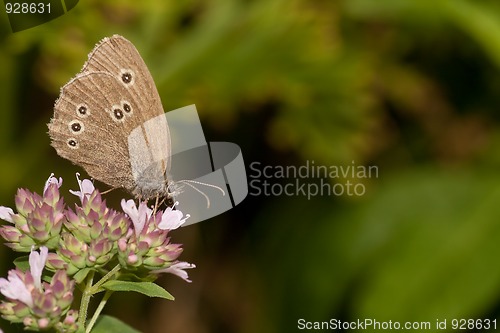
[153,262,196,283]
[158,203,189,230]
[0,207,13,223]
[121,199,150,237]
[0,270,33,307]
[29,246,48,289]
[69,173,95,203]
[43,173,63,194]
[0,246,49,307]
[118,201,191,271]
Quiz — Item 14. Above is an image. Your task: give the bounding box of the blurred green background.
[2,0,500,332]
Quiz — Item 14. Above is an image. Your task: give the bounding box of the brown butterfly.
[48,35,172,200]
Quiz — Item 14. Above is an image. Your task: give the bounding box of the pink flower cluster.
[0,174,196,331]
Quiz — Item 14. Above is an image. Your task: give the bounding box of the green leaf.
[90,315,140,333]
[13,256,29,271]
[73,268,92,284]
[101,280,174,300]
[110,272,158,283]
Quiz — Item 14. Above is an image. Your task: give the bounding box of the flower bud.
[0,183,65,252]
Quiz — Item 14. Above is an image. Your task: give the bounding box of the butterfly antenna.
[177,180,225,209]
[180,181,211,208]
[180,180,226,196]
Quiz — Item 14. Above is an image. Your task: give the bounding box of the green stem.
[85,290,113,333]
[90,264,121,293]
[77,265,120,331]
[78,270,95,330]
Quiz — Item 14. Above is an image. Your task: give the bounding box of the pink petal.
[121,200,150,236]
[121,199,138,219]
[29,246,48,289]
[153,262,196,283]
[0,207,14,223]
[158,207,189,230]
[80,179,95,195]
[43,173,63,193]
[0,270,33,306]
[69,173,94,202]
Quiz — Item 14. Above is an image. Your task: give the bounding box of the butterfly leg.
[100,188,116,195]
[152,194,160,215]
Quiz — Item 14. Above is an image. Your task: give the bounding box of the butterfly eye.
[120,69,134,86]
[67,138,79,149]
[107,105,126,122]
[77,104,89,117]
[113,108,124,120]
[69,120,84,134]
[122,73,132,83]
[122,101,132,114]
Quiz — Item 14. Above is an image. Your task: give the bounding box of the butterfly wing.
[80,35,164,120]
[49,72,138,191]
[48,35,172,198]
